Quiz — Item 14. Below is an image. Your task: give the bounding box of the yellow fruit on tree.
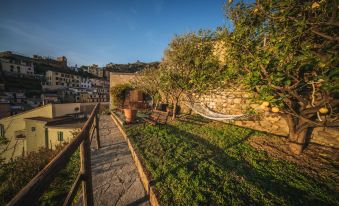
[319,107,329,114]
[271,107,280,113]
[311,2,320,9]
[262,101,270,107]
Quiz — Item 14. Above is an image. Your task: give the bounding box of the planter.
[123,109,137,123]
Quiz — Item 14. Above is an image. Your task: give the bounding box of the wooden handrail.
[8,103,101,206]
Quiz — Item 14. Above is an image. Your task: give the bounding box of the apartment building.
[80,92,108,103]
[0,51,35,76]
[44,70,81,90]
[80,77,92,89]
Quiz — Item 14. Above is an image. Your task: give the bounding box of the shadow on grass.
[150,124,334,206]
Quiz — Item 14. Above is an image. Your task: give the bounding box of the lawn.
[126,115,338,206]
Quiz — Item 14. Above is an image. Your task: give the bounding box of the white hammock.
[185,102,250,121]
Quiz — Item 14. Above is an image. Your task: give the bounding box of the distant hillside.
[105,61,159,73]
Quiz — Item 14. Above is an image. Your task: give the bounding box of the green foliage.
[0,145,80,206]
[132,66,161,108]
[126,116,337,206]
[161,31,224,95]
[110,83,133,108]
[221,0,338,124]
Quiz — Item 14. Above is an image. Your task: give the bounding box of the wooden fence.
[8,103,101,206]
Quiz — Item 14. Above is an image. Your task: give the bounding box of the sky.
[0,0,230,66]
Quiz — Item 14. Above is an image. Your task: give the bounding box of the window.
[31,127,36,132]
[57,131,63,141]
[10,65,14,69]
[0,124,5,138]
[17,66,20,73]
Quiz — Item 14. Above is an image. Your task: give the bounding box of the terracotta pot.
[123,109,137,123]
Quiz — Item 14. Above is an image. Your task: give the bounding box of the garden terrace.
[125,115,338,206]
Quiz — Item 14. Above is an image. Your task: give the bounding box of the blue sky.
[0,0,229,66]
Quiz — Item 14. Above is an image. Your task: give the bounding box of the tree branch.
[311,29,339,41]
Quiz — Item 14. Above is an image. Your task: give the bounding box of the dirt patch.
[249,135,339,186]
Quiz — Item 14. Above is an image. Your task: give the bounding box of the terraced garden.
[126,116,338,206]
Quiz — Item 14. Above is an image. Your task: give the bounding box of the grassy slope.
[126,116,338,206]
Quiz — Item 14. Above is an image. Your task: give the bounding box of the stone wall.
[109,72,137,87]
[191,88,339,148]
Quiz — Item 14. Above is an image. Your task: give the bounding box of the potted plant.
[123,101,138,124]
[110,84,133,109]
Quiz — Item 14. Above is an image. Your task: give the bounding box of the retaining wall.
[190,88,339,148]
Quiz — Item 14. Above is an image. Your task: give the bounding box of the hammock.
[185,102,252,121]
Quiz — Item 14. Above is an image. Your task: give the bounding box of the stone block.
[233,98,242,104]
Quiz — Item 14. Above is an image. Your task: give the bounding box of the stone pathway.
[88,115,149,206]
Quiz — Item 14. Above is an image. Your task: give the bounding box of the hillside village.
[0,51,157,118]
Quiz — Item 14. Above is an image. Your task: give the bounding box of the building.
[0,103,90,161]
[41,93,60,105]
[83,64,104,78]
[80,91,108,103]
[90,78,105,87]
[0,51,35,77]
[32,54,67,68]
[80,77,92,89]
[4,92,26,104]
[44,70,81,90]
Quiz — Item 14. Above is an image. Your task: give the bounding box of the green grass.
[126,116,338,206]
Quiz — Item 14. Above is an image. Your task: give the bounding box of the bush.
[110,84,133,109]
[0,145,80,205]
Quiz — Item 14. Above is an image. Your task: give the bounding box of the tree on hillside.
[160,31,224,119]
[223,0,338,154]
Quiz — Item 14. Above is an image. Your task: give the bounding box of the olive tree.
[222,0,338,154]
[160,31,224,119]
[132,66,161,109]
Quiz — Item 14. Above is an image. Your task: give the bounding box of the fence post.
[80,126,94,206]
[95,114,100,149]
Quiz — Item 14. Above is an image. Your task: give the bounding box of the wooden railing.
[8,103,101,206]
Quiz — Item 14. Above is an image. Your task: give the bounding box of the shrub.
[110,83,133,109]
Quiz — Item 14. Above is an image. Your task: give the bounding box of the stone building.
[0,51,35,76]
[32,54,67,68]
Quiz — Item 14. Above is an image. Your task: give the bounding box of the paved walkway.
[89,115,149,206]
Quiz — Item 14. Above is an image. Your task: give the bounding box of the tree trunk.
[288,128,308,155]
[172,102,177,119]
[286,116,309,155]
[150,97,154,109]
